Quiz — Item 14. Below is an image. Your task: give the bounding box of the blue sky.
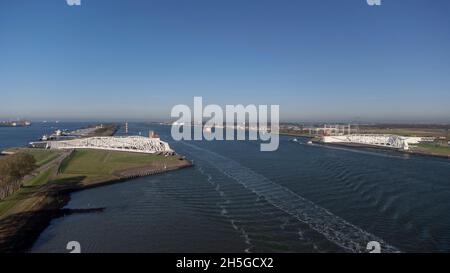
[0,0,449,122]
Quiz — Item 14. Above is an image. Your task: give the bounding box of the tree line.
[0,153,36,200]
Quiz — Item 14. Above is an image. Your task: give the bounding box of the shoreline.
[278,132,315,139]
[311,141,449,159]
[0,155,193,253]
[279,132,449,159]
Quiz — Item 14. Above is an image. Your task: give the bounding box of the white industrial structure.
[31,136,173,154]
[321,135,426,150]
[305,124,353,136]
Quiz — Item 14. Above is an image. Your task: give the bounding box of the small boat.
[307,140,313,145]
[291,138,298,142]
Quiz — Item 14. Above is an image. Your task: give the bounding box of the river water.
[1,122,450,253]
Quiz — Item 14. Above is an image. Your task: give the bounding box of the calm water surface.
[1,122,450,252]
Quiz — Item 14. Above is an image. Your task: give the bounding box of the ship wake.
[181,141,400,253]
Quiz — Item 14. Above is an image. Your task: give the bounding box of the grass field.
[413,143,450,156]
[59,149,175,177]
[0,149,179,218]
[0,147,191,252]
[0,167,55,217]
[3,148,61,167]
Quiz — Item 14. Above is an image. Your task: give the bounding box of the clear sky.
[1,0,449,123]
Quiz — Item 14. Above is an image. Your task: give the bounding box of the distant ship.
[0,120,31,127]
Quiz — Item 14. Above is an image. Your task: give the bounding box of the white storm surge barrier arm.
[44,136,173,154]
[322,135,418,150]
